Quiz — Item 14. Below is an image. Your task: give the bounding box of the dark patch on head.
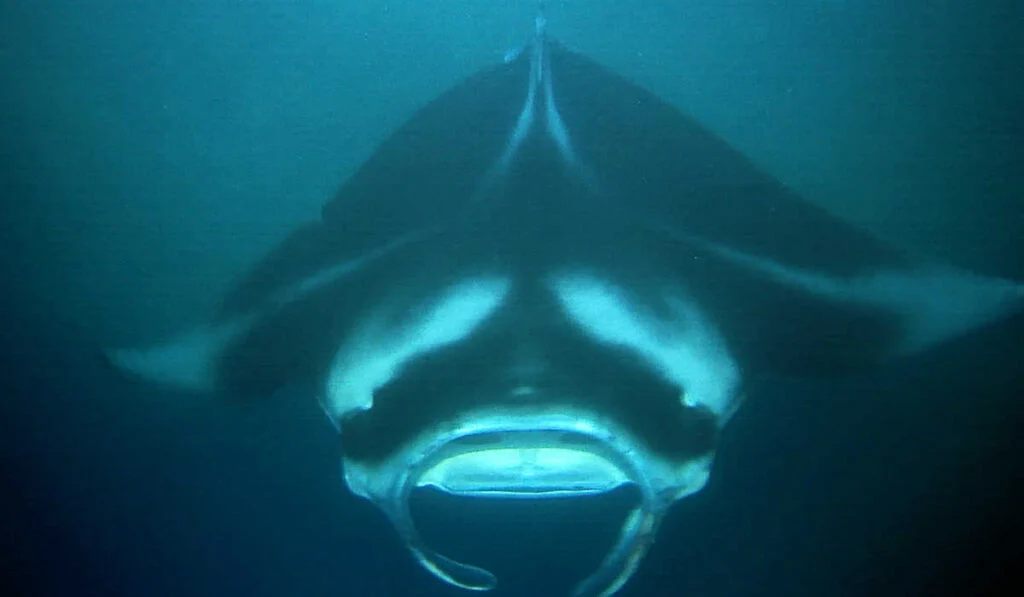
[339,289,719,464]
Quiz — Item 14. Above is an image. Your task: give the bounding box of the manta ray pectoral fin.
[105,231,437,397]
[861,268,1024,356]
[105,318,255,394]
[697,238,1024,358]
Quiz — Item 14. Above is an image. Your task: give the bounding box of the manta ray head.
[320,273,739,596]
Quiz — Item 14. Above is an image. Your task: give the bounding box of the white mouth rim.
[339,405,714,596]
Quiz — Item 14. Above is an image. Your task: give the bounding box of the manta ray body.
[109,24,1023,597]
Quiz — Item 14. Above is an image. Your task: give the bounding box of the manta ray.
[108,20,1023,597]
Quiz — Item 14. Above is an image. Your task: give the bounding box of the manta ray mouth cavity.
[340,408,713,596]
[416,429,634,498]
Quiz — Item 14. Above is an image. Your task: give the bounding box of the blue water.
[2,1,1022,595]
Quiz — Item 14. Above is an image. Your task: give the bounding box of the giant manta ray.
[109,20,1023,597]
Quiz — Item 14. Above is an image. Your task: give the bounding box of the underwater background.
[1,1,1021,595]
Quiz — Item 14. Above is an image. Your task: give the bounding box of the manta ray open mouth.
[342,405,714,595]
[106,10,1024,597]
